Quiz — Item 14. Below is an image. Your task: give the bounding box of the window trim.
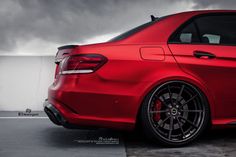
[168,12,236,46]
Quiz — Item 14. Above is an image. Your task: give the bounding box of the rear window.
[109,16,168,42]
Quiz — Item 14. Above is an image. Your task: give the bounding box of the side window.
[169,22,199,43]
[169,14,236,45]
[195,15,236,45]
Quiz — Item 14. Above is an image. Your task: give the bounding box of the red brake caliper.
[154,99,162,121]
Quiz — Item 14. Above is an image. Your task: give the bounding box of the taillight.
[60,54,107,74]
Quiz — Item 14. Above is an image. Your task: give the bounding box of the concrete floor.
[1,112,236,157]
[124,128,236,157]
[0,118,126,157]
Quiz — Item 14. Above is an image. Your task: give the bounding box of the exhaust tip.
[44,107,61,125]
[44,101,67,126]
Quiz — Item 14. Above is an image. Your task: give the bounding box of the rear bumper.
[44,100,98,129]
[45,71,142,130]
[44,98,135,130]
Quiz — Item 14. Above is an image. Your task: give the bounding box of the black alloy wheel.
[141,81,210,147]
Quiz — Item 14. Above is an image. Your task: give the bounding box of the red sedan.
[44,10,236,146]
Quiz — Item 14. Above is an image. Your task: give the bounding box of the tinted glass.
[195,15,236,45]
[170,22,199,43]
[169,14,236,45]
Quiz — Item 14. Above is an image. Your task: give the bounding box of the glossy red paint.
[47,10,236,130]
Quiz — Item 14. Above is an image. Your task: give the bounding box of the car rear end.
[44,42,144,130]
[44,44,114,128]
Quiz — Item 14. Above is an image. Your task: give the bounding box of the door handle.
[193,51,216,59]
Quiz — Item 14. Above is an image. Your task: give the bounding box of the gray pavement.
[0,112,126,157]
[124,128,236,157]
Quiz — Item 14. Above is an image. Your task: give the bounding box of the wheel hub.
[170,108,178,116]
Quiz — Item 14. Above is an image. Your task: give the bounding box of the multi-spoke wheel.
[141,81,210,146]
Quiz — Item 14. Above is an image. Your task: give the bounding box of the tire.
[141,81,210,147]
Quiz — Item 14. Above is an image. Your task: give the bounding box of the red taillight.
[60,54,107,74]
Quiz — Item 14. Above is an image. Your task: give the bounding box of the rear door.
[168,14,236,119]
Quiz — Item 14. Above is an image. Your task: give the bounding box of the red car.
[44,10,236,146]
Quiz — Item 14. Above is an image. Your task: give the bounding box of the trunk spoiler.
[55,45,78,64]
[58,45,78,50]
